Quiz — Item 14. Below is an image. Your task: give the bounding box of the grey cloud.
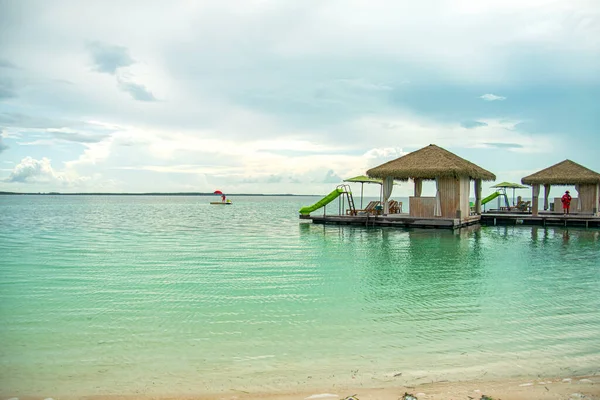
[0,138,8,154]
[322,169,341,183]
[0,112,70,129]
[52,131,111,143]
[461,120,488,129]
[484,142,524,149]
[267,174,282,183]
[0,78,17,99]
[87,41,134,74]
[0,113,115,142]
[0,59,19,69]
[117,78,157,102]
[335,78,393,91]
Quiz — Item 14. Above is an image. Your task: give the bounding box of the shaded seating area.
[522,160,600,216]
[515,197,531,212]
[348,200,403,215]
[367,144,496,218]
[349,200,380,215]
[388,200,402,214]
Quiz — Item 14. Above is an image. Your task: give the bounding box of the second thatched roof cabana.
[521,160,600,215]
[521,159,600,186]
[366,144,496,218]
[367,144,496,181]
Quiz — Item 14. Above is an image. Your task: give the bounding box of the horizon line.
[0,191,319,196]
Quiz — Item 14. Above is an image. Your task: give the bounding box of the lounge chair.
[388,200,401,214]
[350,200,380,215]
[516,200,531,212]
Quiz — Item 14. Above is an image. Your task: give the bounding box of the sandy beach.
[4,375,599,400]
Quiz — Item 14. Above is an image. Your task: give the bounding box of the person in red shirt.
[561,190,572,215]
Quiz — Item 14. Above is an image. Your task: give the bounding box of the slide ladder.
[482,191,501,205]
[340,184,356,216]
[482,190,510,211]
[299,184,355,216]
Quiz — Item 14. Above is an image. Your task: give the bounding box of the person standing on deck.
[221,194,226,203]
[561,190,572,215]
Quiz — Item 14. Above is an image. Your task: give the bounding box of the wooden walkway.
[301,214,481,229]
[300,212,600,229]
[481,213,600,228]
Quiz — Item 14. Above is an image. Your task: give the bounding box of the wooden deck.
[481,212,600,228]
[300,213,481,229]
[300,211,600,229]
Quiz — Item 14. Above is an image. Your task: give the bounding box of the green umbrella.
[491,182,529,206]
[343,175,400,208]
[343,175,385,208]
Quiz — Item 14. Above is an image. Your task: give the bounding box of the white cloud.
[349,116,555,154]
[364,147,405,160]
[6,157,88,185]
[0,0,597,193]
[480,94,507,101]
[45,111,555,194]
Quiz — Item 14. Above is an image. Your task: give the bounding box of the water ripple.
[1,196,599,395]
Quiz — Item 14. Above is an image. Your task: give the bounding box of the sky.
[1,0,599,196]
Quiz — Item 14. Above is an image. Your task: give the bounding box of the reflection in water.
[297,223,600,383]
[2,195,600,396]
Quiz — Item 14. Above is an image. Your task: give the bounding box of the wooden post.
[414,178,422,197]
[475,179,482,215]
[543,184,551,211]
[592,183,600,215]
[532,184,540,216]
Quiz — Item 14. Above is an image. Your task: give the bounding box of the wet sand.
[5,375,599,400]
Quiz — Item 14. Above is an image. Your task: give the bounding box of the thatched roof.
[366,144,496,181]
[521,160,600,185]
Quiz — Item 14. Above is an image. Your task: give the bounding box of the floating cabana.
[367,144,496,218]
[521,160,600,216]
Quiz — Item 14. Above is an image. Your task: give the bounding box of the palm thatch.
[366,144,496,181]
[521,160,600,185]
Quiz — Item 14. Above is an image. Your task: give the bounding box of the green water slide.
[299,188,345,215]
[482,191,501,205]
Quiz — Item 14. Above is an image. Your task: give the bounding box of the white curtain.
[544,184,551,210]
[382,177,394,214]
[597,184,600,215]
[414,178,422,197]
[576,184,582,211]
[532,185,540,215]
[434,178,442,217]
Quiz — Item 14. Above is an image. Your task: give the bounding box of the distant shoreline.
[0,191,315,196]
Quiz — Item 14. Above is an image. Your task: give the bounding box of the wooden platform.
[481,213,600,228]
[301,213,481,229]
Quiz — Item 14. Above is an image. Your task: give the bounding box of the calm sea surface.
[1,195,599,396]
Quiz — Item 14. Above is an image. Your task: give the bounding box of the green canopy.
[343,175,383,208]
[343,175,400,208]
[343,175,384,184]
[491,182,529,206]
[491,182,528,189]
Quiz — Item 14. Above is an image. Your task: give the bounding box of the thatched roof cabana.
[521,160,600,215]
[366,144,496,181]
[521,160,600,185]
[366,144,495,218]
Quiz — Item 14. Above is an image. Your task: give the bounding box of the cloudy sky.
[1,0,599,195]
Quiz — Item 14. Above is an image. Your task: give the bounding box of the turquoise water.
[1,195,599,396]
